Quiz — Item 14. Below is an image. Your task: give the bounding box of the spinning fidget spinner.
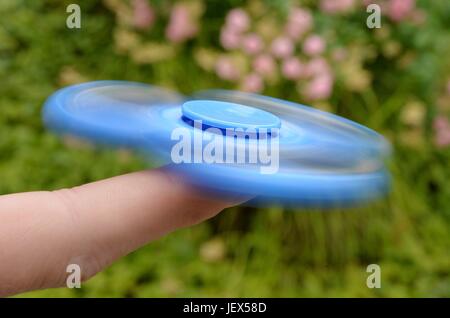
[43,81,391,207]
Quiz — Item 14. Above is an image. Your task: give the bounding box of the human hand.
[0,168,240,297]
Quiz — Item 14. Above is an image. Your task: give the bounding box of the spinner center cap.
[182,100,281,130]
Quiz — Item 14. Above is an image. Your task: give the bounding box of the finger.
[0,168,240,296]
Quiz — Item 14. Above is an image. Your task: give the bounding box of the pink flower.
[304,73,334,100]
[241,73,264,93]
[220,27,242,49]
[225,8,250,33]
[215,56,240,81]
[303,35,325,56]
[281,57,304,80]
[166,4,198,43]
[434,116,450,147]
[132,0,155,30]
[285,8,313,40]
[271,36,294,59]
[433,115,450,131]
[434,121,450,147]
[435,131,450,147]
[253,54,276,76]
[305,57,330,77]
[320,0,355,14]
[388,0,415,22]
[242,33,264,55]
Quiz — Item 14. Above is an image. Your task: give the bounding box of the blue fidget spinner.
[43,81,391,207]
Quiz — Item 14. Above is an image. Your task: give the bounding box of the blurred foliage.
[0,0,449,297]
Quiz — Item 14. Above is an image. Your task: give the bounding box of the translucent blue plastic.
[43,81,391,207]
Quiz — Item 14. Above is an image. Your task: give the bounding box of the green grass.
[1,1,449,297]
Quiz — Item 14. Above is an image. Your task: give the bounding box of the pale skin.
[0,168,240,297]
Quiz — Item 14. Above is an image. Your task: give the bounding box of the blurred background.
[1,0,449,297]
